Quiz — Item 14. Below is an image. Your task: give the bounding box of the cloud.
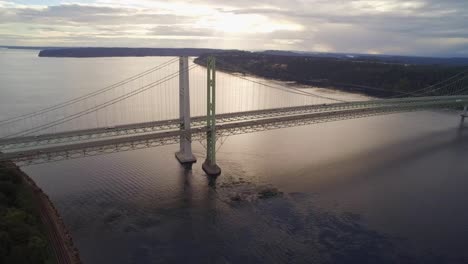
[0,0,467,56]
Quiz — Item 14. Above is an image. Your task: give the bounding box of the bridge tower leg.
[175,56,197,169]
[461,105,468,125]
[202,57,221,176]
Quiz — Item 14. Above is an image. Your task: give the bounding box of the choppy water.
[2,49,468,264]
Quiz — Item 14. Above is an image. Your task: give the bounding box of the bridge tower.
[175,56,197,169]
[202,57,221,176]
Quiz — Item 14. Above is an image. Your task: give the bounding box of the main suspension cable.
[0,57,179,126]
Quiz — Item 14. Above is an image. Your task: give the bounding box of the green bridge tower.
[202,57,221,176]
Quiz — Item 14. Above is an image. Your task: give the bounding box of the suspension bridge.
[0,56,467,176]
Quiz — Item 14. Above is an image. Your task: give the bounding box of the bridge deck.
[1,95,467,165]
[1,95,466,151]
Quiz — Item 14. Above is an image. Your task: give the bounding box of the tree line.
[195,51,468,98]
[0,164,54,264]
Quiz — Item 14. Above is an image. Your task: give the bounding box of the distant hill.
[38,47,231,58]
[260,50,468,66]
[31,47,468,65]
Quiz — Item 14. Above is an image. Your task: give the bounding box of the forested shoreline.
[0,161,82,264]
[38,47,229,58]
[36,47,468,97]
[195,51,468,98]
[0,163,55,263]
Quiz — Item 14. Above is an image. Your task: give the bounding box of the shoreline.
[192,59,388,99]
[1,161,82,264]
[37,47,229,58]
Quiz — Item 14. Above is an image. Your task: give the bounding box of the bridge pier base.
[175,56,196,169]
[461,105,467,126]
[202,57,221,177]
[202,161,221,177]
[176,152,196,169]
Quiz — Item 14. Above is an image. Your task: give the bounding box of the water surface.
[2,49,468,263]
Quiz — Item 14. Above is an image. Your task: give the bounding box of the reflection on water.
[2,49,468,263]
[22,111,468,264]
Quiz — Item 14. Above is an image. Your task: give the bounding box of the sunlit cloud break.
[0,0,467,57]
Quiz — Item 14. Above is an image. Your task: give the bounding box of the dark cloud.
[1,4,194,25]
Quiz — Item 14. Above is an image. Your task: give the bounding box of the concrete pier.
[175,56,196,169]
[202,161,221,177]
[175,151,196,169]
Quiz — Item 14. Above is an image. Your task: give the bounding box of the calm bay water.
[2,49,468,264]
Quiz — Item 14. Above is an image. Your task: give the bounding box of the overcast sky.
[0,0,467,57]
